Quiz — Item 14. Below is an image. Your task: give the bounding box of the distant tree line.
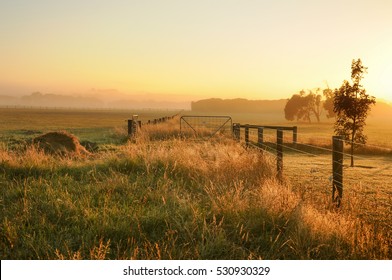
[191,98,286,114]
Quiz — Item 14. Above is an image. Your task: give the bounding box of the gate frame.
[180,115,233,140]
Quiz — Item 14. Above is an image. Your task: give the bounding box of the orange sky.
[0,0,391,102]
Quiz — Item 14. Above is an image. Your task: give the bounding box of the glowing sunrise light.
[0,0,391,102]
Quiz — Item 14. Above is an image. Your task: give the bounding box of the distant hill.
[191,98,287,114]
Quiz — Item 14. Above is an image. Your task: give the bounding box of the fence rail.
[233,123,297,145]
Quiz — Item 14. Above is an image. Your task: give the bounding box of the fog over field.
[1,92,391,125]
[0,90,192,110]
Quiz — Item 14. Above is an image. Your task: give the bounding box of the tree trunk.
[350,142,354,167]
[350,128,356,167]
[311,107,321,122]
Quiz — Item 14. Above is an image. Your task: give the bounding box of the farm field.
[0,108,391,259]
[0,107,181,144]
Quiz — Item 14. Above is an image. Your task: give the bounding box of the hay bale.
[33,131,89,156]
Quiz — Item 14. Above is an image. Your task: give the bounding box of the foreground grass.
[1,130,390,259]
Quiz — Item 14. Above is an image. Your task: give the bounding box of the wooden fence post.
[128,120,133,137]
[233,123,240,141]
[245,125,249,146]
[277,129,283,181]
[293,126,298,145]
[332,136,344,207]
[258,127,264,148]
[128,120,139,137]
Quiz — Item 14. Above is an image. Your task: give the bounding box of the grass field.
[0,107,181,144]
[0,108,391,259]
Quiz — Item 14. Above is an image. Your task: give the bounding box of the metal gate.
[180,115,232,140]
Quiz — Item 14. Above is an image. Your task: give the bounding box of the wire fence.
[234,123,392,231]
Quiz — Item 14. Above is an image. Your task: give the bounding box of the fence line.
[282,128,392,155]
[293,140,384,162]
[233,122,392,212]
[127,112,182,137]
[258,129,389,228]
[244,126,392,171]
[288,129,392,153]
[248,129,330,158]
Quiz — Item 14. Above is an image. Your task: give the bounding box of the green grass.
[2,139,390,260]
[0,107,180,144]
[0,108,391,260]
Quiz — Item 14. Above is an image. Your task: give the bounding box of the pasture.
[0,107,180,144]
[0,107,391,259]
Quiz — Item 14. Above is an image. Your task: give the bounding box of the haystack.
[33,131,89,156]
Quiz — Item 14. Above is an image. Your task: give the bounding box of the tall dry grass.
[0,120,390,259]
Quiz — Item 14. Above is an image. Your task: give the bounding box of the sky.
[0,0,391,102]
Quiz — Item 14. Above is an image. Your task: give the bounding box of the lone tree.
[284,89,322,123]
[333,59,376,167]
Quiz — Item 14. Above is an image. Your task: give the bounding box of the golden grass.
[1,114,391,259]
